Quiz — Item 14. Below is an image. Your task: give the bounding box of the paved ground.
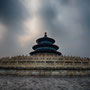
[0,76,90,90]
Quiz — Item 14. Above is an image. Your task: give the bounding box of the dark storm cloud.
[0,0,90,58]
[73,0,90,57]
[0,0,29,57]
[39,1,65,36]
[0,0,25,20]
[38,0,90,57]
[59,0,70,5]
[0,0,28,30]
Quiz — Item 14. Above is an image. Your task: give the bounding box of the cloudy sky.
[0,0,90,57]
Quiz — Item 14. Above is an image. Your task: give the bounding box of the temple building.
[0,33,90,76]
[30,32,61,55]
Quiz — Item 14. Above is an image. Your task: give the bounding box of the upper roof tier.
[36,32,55,44]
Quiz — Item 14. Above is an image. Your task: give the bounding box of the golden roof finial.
[45,32,47,35]
[44,32,47,37]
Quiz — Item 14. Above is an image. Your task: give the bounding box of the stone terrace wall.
[0,54,90,76]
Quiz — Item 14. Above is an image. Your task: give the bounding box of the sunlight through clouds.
[19,17,43,47]
[19,0,44,47]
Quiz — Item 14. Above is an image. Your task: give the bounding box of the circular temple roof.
[30,32,62,56]
[30,50,62,55]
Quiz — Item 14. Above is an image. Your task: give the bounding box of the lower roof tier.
[30,50,62,55]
